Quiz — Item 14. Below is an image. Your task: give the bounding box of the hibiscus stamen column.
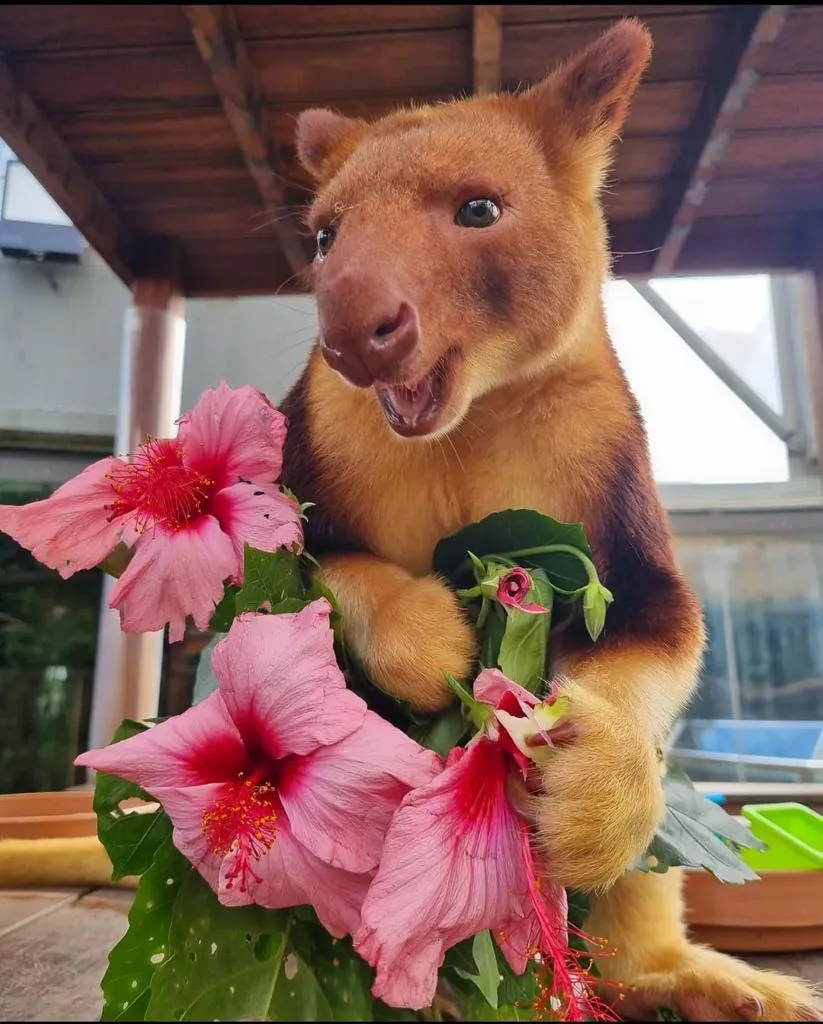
[89,254,186,752]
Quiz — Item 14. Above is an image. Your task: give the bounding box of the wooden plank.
[473,6,502,96]
[0,58,134,283]
[182,4,308,275]
[611,213,804,277]
[738,75,823,131]
[504,5,716,26]
[0,898,128,1022]
[700,175,823,217]
[762,6,823,75]
[603,182,666,222]
[503,9,725,85]
[251,29,472,105]
[0,5,194,53]
[721,127,823,175]
[236,4,470,40]
[653,6,794,275]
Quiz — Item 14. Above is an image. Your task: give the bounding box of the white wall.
[0,253,317,440]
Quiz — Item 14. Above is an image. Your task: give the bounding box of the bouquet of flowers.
[0,383,765,1022]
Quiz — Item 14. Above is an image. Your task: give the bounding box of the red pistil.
[201,770,278,893]
[105,437,215,531]
[516,826,618,1022]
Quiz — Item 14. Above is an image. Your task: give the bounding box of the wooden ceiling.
[0,4,821,296]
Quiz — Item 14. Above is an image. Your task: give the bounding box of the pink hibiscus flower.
[0,382,302,641]
[76,600,440,937]
[496,567,549,615]
[354,669,609,1018]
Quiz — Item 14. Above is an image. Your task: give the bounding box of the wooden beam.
[0,58,133,282]
[181,4,308,276]
[473,6,503,95]
[653,6,793,276]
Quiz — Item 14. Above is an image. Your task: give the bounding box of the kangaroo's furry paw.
[533,685,663,891]
[615,945,821,1022]
[367,574,476,712]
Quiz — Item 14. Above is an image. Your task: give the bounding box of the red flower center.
[200,770,279,893]
[106,438,216,531]
[498,568,531,602]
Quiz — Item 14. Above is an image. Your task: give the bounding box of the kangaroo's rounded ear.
[518,19,652,190]
[295,108,368,183]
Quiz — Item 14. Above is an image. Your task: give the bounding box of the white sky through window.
[604,277,789,485]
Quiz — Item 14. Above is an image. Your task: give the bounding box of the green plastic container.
[740,802,823,872]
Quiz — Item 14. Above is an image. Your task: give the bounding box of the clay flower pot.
[684,867,823,952]
[0,789,97,840]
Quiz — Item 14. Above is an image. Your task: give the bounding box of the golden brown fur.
[280,19,821,1021]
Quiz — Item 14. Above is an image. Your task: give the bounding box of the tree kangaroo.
[279,19,820,1022]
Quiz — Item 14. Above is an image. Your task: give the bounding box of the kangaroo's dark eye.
[455,198,501,229]
[316,226,336,259]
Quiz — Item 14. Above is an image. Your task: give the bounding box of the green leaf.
[479,603,508,670]
[101,837,190,1021]
[636,766,765,883]
[235,545,304,614]
[93,719,171,882]
[145,871,291,1021]
[270,953,334,1021]
[191,634,223,705]
[445,939,537,1021]
[453,931,500,1009]
[413,705,469,757]
[433,509,594,595]
[289,913,375,1021]
[498,608,550,692]
[209,587,238,632]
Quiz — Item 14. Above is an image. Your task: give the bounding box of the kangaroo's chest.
[345,425,582,575]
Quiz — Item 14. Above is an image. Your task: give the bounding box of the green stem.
[495,544,601,586]
[456,584,483,601]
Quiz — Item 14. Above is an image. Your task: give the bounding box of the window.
[607,272,823,785]
[0,471,102,794]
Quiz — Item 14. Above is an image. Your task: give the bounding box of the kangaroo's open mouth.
[374,347,461,437]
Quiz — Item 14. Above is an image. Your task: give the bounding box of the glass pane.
[671,531,823,783]
[651,275,783,414]
[604,280,789,484]
[0,479,102,794]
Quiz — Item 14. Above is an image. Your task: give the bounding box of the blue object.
[705,792,726,805]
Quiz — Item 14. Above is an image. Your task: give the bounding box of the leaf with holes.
[289,911,375,1021]
[101,837,190,1021]
[234,545,304,614]
[93,719,170,882]
[144,870,291,1021]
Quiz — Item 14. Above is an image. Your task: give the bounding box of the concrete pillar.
[88,278,186,750]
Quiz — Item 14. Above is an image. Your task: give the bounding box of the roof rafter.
[0,58,134,282]
[472,5,503,96]
[653,5,793,276]
[181,4,308,276]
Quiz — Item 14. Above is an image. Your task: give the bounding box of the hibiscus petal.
[74,693,246,791]
[355,739,532,1010]
[109,516,238,642]
[279,711,441,873]
[150,782,229,893]
[219,819,370,939]
[211,482,303,573]
[212,602,365,759]
[0,456,136,579]
[177,382,287,489]
[473,668,539,709]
